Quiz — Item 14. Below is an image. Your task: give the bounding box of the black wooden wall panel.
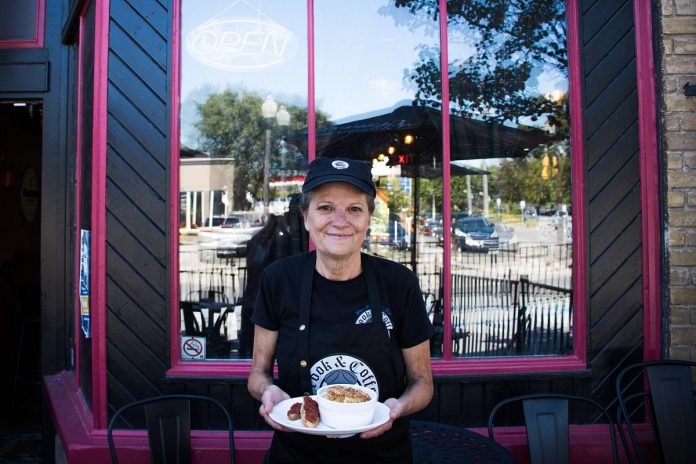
[583,0,643,405]
[103,0,648,430]
[106,0,169,415]
[108,116,167,191]
[109,23,167,97]
[590,187,641,262]
[590,217,642,291]
[107,148,166,230]
[110,0,166,67]
[589,156,640,230]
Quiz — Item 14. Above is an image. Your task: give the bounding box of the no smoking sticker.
[180,336,206,360]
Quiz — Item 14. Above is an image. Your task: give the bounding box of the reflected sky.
[181,1,567,147]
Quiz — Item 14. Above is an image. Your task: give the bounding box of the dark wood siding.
[104,0,647,429]
[581,0,645,407]
[105,0,169,417]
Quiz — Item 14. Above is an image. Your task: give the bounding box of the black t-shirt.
[252,252,433,354]
[251,252,433,463]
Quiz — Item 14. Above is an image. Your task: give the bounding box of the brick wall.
[660,0,696,359]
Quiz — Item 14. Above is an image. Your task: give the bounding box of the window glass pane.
[443,1,572,357]
[179,0,308,360]
[311,0,444,357]
[0,0,37,41]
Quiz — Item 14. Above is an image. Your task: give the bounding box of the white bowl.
[316,384,377,429]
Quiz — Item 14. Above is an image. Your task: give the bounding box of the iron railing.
[179,241,573,358]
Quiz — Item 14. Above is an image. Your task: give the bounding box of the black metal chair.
[615,360,696,464]
[422,291,444,357]
[488,393,619,464]
[107,394,235,464]
[182,301,206,336]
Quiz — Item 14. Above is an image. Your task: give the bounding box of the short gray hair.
[300,190,375,215]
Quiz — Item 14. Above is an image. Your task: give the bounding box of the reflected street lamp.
[261,95,290,214]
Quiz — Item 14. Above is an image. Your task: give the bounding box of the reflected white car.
[197,225,263,258]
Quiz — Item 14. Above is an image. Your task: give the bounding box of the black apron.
[267,252,412,464]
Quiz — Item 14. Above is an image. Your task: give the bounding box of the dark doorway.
[0,101,42,429]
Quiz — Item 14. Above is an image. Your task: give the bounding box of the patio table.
[410,420,516,463]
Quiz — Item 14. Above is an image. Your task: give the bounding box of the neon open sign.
[186,18,298,71]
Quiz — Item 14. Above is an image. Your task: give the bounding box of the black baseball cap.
[302,157,376,198]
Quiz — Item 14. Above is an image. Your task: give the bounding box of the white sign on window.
[181,336,206,360]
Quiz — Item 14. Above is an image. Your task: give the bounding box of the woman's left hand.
[359,341,434,440]
[359,398,402,439]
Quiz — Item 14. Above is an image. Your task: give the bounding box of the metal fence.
[179,249,247,305]
[451,273,572,357]
[179,240,573,358]
[373,241,573,357]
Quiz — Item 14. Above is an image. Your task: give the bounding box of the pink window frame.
[168,0,658,377]
[0,0,46,48]
[634,0,661,362]
[72,0,110,429]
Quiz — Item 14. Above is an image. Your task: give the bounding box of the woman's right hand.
[259,384,292,431]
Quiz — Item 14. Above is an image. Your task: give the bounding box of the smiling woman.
[247,157,434,463]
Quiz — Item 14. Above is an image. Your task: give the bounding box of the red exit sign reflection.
[394,154,414,165]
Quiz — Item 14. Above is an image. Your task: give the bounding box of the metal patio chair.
[615,360,696,464]
[107,394,235,464]
[488,392,619,464]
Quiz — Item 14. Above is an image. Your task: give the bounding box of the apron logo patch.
[310,354,379,397]
[355,307,393,337]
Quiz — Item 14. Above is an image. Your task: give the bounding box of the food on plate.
[324,385,371,403]
[286,402,301,421]
[316,384,377,428]
[300,396,320,428]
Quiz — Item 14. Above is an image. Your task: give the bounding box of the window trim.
[168,0,588,378]
[634,0,661,362]
[71,0,110,429]
[73,0,88,390]
[0,0,46,49]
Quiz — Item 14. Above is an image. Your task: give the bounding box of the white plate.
[269,396,390,438]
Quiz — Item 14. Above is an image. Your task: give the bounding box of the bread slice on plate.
[300,396,320,428]
[286,402,301,421]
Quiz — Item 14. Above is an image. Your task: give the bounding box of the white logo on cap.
[331,160,349,169]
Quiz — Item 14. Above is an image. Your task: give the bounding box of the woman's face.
[303,183,371,261]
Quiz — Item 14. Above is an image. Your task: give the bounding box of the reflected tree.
[387,0,571,212]
[390,0,567,133]
[194,90,329,210]
[497,146,571,206]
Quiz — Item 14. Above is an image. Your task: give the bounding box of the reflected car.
[452,217,499,252]
[197,217,262,257]
[523,206,537,219]
[421,219,443,242]
[221,215,249,229]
